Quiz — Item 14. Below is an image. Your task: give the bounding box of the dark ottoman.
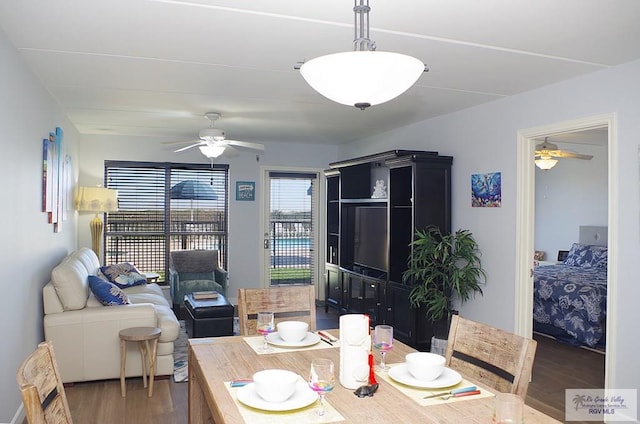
[184,293,234,338]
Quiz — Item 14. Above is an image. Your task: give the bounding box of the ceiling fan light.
[300,51,424,108]
[199,145,225,158]
[535,158,558,170]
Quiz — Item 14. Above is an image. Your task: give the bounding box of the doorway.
[261,168,322,290]
[515,114,616,392]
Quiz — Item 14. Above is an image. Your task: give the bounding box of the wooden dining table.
[188,330,561,423]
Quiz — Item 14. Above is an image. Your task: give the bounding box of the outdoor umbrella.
[170,180,217,222]
[170,180,218,200]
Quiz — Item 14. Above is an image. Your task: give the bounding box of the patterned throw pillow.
[99,263,147,289]
[563,243,608,268]
[88,275,131,306]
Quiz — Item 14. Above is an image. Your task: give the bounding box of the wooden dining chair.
[444,315,537,399]
[16,340,73,424]
[237,285,317,336]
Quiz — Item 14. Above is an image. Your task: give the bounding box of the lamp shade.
[534,158,558,170]
[199,144,226,158]
[75,187,118,212]
[299,51,425,109]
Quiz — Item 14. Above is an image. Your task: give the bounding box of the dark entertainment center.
[324,150,452,351]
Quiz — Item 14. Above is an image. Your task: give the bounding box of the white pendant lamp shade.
[300,51,425,109]
[199,144,226,158]
[535,158,558,170]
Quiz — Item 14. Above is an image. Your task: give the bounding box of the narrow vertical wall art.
[42,127,68,232]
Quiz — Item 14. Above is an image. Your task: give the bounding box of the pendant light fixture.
[296,0,426,110]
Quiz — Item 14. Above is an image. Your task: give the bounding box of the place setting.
[370,325,492,406]
[225,361,345,423]
[243,312,340,354]
[377,351,493,406]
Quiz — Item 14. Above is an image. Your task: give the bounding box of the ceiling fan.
[166,112,265,159]
[534,138,593,170]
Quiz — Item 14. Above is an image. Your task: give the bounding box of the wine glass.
[373,324,393,371]
[256,311,275,353]
[308,358,335,417]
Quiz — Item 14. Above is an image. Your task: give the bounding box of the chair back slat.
[444,315,537,398]
[17,340,73,424]
[238,286,316,336]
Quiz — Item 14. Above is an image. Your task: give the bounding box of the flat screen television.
[353,206,388,272]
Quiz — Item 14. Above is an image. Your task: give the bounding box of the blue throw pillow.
[88,275,131,306]
[563,243,608,268]
[99,263,147,289]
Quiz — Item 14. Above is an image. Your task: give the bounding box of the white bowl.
[277,321,309,342]
[252,369,299,403]
[405,352,446,381]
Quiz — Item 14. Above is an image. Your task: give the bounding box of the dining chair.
[444,315,538,399]
[237,285,317,336]
[16,340,73,424]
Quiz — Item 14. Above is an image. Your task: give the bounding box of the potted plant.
[402,226,486,340]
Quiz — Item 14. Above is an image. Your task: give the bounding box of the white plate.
[266,332,321,348]
[237,380,318,412]
[388,364,462,389]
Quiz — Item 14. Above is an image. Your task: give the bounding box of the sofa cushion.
[88,276,131,306]
[51,253,91,311]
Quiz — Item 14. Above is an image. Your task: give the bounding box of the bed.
[533,226,608,348]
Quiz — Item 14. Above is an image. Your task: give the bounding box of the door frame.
[259,166,325,300]
[515,113,617,391]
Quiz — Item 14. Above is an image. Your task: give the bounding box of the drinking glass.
[493,393,524,423]
[256,311,275,353]
[373,324,393,371]
[308,358,335,417]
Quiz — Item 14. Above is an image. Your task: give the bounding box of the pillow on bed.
[563,243,608,268]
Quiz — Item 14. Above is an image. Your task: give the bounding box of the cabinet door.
[363,278,385,326]
[325,266,340,311]
[345,272,363,313]
[386,283,413,346]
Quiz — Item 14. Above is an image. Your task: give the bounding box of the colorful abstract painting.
[471,172,502,207]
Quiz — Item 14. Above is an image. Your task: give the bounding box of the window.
[104,161,229,282]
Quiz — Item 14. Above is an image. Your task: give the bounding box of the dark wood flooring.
[58,307,604,424]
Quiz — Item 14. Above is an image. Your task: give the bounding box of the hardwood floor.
[58,309,604,424]
[527,333,605,423]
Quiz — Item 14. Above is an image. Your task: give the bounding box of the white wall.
[338,58,640,396]
[535,142,608,259]
[0,29,80,422]
[77,135,338,304]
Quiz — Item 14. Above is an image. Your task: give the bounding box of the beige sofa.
[43,248,180,383]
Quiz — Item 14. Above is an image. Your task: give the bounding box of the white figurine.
[371,179,387,199]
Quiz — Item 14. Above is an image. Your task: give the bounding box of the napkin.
[339,314,371,390]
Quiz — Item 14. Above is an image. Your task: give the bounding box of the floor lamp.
[76,187,118,262]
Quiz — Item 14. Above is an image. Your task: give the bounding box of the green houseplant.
[402,226,486,338]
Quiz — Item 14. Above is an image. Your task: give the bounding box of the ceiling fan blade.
[551,150,593,160]
[163,140,201,145]
[225,139,265,151]
[174,142,205,153]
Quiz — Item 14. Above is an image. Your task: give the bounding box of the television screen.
[353,206,388,272]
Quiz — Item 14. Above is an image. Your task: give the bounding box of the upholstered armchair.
[169,249,228,310]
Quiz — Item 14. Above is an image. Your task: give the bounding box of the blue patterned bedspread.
[533,264,607,347]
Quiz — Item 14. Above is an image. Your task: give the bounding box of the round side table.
[119,326,161,397]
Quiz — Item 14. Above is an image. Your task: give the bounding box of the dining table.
[188,329,561,423]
